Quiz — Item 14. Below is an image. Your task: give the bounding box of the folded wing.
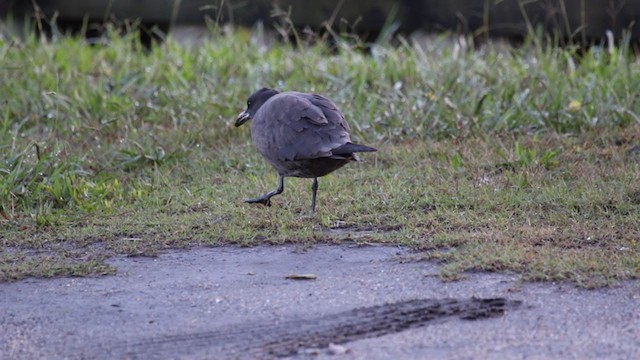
[253,92,352,161]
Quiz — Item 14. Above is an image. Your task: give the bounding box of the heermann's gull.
[235,88,376,213]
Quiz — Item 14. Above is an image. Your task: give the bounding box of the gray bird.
[235,88,377,213]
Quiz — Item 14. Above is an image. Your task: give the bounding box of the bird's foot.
[244,197,272,207]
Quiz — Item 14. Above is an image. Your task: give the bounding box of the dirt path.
[1,245,638,359]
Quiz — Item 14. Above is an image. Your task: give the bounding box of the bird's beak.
[235,110,251,127]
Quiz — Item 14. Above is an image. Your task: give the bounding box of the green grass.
[1,25,639,286]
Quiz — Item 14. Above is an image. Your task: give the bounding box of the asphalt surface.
[1,245,638,359]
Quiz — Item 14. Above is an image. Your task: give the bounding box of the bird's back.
[251,92,350,159]
[250,91,375,178]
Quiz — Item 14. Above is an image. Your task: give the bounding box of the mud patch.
[113,297,520,359]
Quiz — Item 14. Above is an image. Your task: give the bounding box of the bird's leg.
[311,178,319,213]
[245,175,285,207]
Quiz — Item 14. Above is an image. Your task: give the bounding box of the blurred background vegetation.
[2,0,639,46]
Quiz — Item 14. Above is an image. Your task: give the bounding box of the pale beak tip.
[235,111,250,127]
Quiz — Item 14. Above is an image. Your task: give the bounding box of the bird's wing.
[257,93,351,161]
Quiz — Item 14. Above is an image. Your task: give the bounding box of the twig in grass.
[33,143,41,161]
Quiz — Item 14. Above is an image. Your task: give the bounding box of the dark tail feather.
[332,142,377,155]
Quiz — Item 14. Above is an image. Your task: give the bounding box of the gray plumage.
[235,88,376,212]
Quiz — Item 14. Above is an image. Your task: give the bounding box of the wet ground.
[1,245,639,359]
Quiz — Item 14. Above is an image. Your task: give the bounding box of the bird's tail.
[332,142,377,155]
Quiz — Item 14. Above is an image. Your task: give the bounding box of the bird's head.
[235,87,280,127]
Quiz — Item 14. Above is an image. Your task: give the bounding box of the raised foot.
[244,197,272,207]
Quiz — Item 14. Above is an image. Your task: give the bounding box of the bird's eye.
[247,101,251,107]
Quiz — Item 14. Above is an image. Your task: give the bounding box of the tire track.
[108,297,521,359]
